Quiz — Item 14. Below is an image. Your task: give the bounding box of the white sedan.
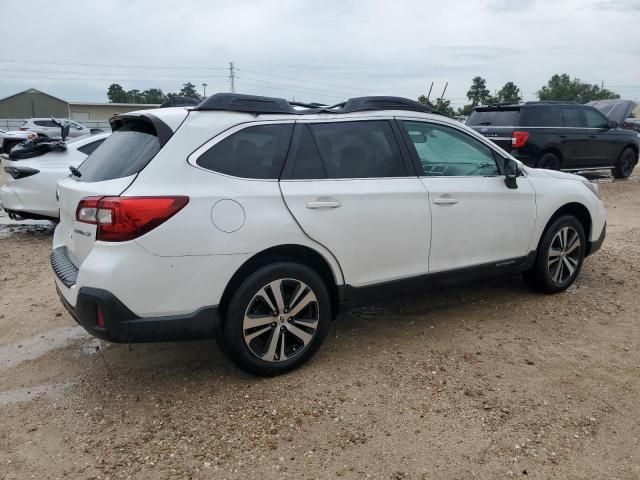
[1,133,109,221]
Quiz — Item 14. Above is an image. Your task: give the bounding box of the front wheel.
[221,262,331,376]
[523,215,586,294]
[613,147,637,179]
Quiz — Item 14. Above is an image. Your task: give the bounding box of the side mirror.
[504,158,518,189]
[608,120,618,129]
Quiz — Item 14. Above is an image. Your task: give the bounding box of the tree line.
[107,82,202,104]
[419,73,620,117]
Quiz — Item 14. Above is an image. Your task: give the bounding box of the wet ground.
[1,173,640,479]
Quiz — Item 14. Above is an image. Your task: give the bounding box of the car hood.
[587,99,637,124]
[524,167,585,182]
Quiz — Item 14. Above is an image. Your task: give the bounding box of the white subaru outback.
[52,94,606,375]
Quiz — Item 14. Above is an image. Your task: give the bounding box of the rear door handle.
[559,134,567,139]
[433,197,459,205]
[306,199,341,209]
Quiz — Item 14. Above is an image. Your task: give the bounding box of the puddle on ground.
[0,382,72,405]
[0,326,91,369]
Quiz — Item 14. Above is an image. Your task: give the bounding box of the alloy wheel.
[243,278,319,362]
[547,226,581,284]
[621,150,635,177]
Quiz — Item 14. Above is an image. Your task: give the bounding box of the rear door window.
[561,107,583,127]
[197,124,293,179]
[306,120,406,179]
[77,120,160,182]
[466,110,520,126]
[34,120,59,128]
[520,107,562,127]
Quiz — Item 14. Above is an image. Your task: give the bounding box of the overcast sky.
[0,0,638,107]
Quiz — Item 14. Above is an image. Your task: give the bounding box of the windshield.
[467,110,519,127]
[77,120,160,182]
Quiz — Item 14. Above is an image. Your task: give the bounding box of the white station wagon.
[52,94,606,375]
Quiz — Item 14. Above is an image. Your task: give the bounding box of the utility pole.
[229,62,236,93]
[202,83,208,97]
[438,82,448,103]
[426,82,434,103]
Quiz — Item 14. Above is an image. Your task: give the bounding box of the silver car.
[20,118,90,139]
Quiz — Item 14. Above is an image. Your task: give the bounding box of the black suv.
[467,101,639,178]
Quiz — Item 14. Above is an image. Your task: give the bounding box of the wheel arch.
[538,202,593,255]
[217,244,342,326]
[622,143,638,159]
[543,147,563,165]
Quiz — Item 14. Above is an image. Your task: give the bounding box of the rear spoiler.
[108,113,173,147]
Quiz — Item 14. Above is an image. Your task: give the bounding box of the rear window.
[77,120,160,182]
[520,107,562,127]
[466,110,519,126]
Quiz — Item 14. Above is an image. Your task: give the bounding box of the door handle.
[433,197,459,205]
[589,135,597,138]
[306,199,341,209]
[559,134,567,139]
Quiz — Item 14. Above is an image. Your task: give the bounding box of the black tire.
[523,215,586,294]
[536,152,561,170]
[613,147,637,179]
[221,262,331,376]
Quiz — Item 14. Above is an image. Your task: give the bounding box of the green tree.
[498,81,522,103]
[107,83,128,103]
[142,88,167,104]
[179,82,201,100]
[418,95,456,117]
[537,74,619,103]
[466,76,490,107]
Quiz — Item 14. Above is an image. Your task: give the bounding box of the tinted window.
[583,108,609,129]
[77,139,105,156]
[34,120,58,128]
[401,121,499,177]
[466,110,519,126]
[307,121,405,178]
[520,107,562,127]
[289,125,327,179]
[77,120,160,182]
[197,124,293,179]
[561,107,583,127]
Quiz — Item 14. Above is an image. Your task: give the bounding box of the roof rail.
[194,93,434,115]
[524,100,579,105]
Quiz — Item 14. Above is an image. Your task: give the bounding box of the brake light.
[19,127,27,131]
[76,196,189,242]
[512,131,529,148]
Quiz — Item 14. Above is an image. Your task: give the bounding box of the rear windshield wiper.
[69,166,82,177]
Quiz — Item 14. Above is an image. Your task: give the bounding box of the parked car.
[52,94,606,375]
[1,129,37,154]
[1,133,109,220]
[466,101,639,178]
[20,118,91,139]
[587,99,640,133]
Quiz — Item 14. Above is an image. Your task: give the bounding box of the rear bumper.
[51,246,219,343]
[57,286,218,343]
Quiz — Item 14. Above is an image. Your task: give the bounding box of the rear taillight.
[19,127,27,131]
[76,196,189,242]
[511,131,529,148]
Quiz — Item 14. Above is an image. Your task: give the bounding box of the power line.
[237,67,382,95]
[0,58,228,71]
[236,76,346,100]
[0,68,229,80]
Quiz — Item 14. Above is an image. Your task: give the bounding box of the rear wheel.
[536,152,561,170]
[613,147,637,179]
[221,262,331,376]
[523,215,586,294]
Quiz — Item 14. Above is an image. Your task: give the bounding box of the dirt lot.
[0,178,639,479]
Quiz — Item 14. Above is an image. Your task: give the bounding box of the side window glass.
[401,121,500,177]
[584,109,609,129]
[520,107,562,127]
[307,121,405,179]
[196,124,293,179]
[290,125,327,179]
[561,108,583,127]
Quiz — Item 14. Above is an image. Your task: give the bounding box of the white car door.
[397,118,536,273]
[279,119,431,288]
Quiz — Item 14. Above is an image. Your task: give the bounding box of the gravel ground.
[0,178,639,479]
